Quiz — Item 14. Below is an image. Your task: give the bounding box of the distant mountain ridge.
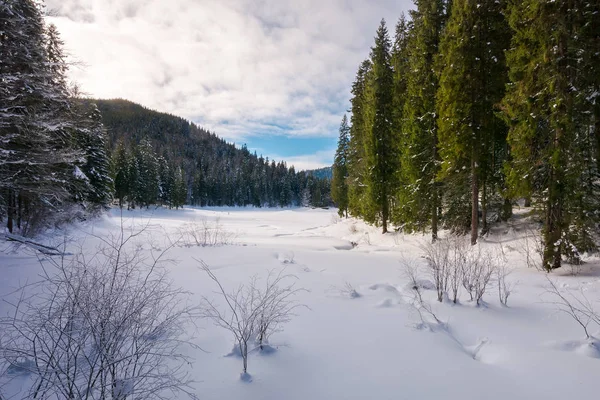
[308,167,333,180]
[92,99,332,207]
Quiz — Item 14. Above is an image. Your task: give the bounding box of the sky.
[45,0,413,171]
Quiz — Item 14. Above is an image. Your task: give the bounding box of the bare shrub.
[517,225,544,270]
[332,282,361,299]
[178,217,235,247]
[349,223,358,234]
[402,262,441,325]
[462,247,501,306]
[421,239,451,302]
[448,236,469,303]
[544,278,600,339]
[198,261,305,380]
[0,224,197,399]
[497,262,516,306]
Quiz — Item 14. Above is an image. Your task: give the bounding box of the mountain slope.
[93,99,331,207]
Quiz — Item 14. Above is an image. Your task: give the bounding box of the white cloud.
[45,0,412,147]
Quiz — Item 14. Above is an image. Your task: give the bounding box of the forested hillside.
[96,99,331,209]
[332,0,600,270]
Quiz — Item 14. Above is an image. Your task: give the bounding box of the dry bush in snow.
[544,278,600,340]
[0,224,198,399]
[461,246,500,306]
[447,236,469,304]
[497,262,516,306]
[517,225,544,271]
[178,217,235,247]
[348,223,358,234]
[421,239,451,302]
[198,261,305,380]
[421,237,505,306]
[402,262,441,325]
[330,282,361,299]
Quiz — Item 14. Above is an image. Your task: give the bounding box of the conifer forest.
[332,0,599,270]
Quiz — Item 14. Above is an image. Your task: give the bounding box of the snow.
[1,206,600,399]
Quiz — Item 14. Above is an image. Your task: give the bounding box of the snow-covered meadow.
[1,206,599,399]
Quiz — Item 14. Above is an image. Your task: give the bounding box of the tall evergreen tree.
[390,14,412,225]
[436,0,511,244]
[347,60,374,219]
[366,19,397,233]
[332,115,350,217]
[502,0,600,269]
[0,0,80,232]
[76,103,113,208]
[401,0,451,241]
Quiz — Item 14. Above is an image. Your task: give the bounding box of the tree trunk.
[431,186,438,242]
[7,189,14,234]
[480,180,488,236]
[17,193,23,230]
[471,158,479,246]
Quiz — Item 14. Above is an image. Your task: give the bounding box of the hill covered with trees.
[95,99,331,209]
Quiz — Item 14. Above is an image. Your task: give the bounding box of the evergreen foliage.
[97,100,332,209]
[332,115,350,217]
[399,0,450,240]
[502,0,600,270]
[340,0,598,269]
[436,0,511,244]
[0,0,112,234]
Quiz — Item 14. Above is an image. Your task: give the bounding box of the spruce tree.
[347,60,374,219]
[389,15,412,225]
[366,19,397,233]
[436,0,511,244]
[0,0,80,232]
[502,0,599,269]
[332,115,350,217]
[111,140,131,208]
[401,0,450,240]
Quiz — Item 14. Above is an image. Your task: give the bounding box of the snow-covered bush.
[199,262,305,379]
[0,226,197,399]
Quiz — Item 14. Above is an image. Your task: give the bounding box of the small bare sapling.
[198,261,305,379]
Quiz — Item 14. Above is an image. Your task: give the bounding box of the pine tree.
[436,0,511,244]
[365,19,397,233]
[173,166,187,209]
[332,115,350,217]
[401,0,450,241]
[390,14,412,225]
[0,0,80,232]
[347,59,375,220]
[502,0,599,269]
[111,141,131,208]
[76,102,113,208]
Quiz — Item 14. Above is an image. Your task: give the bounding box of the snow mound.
[548,337,600,359]
[376,298,400,308]
[369,283,400,294]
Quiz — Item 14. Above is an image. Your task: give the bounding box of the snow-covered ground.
[1,206,600,399]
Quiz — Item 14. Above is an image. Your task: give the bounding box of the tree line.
[332,0,600,270]
[97,99,332,209]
